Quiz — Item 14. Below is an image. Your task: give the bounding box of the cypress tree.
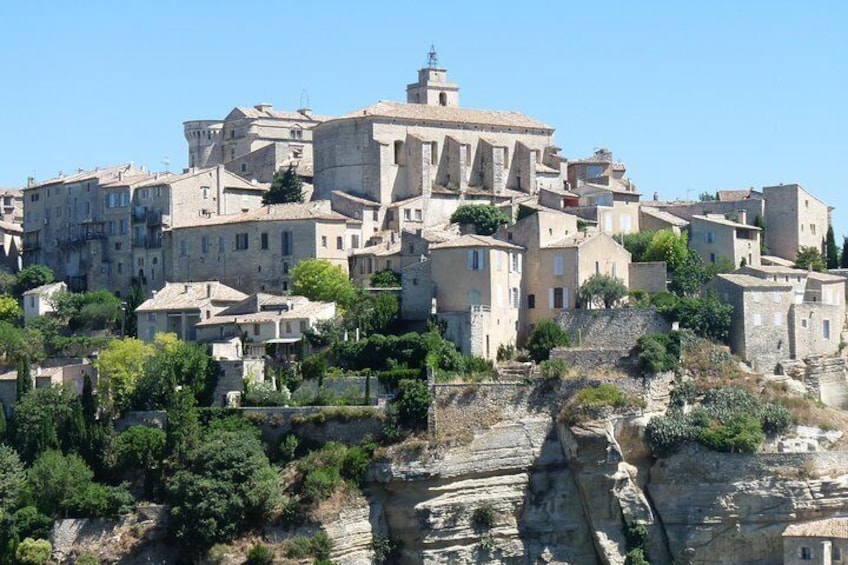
[262,165,304,205]
[826,225,839,269]
[16,356,31,400]
[82,374,96,424]
[841,236,848,269]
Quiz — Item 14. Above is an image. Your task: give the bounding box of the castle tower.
[406,46,460,107]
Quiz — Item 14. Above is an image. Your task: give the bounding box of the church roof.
[336,101,552,131]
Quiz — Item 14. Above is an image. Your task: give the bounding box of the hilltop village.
[2,51,848,564]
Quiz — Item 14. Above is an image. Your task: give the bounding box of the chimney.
[286,298,293,311]
[736,210,747,224]
[184,284,190,294]
[118,171,124,182]
[27,176,35,188]
[206,283,212,298]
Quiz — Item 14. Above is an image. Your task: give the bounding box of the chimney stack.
[737,210,747,225]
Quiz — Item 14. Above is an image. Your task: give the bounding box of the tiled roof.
[430,233,523,251]
[406,223,462,244]
[716,189,760,202]
[173,201,348,229]
[784,517,848,539]
[761,255,796,267]
[641,206,689,227]
[334,101,552,130]
[134,167,266,191]
[352,239,401,257]
[135,281,247,312]
[23,281,66,297]
[28,164,144,189]
[715,273,792,290]
[743,265,807,275]
[692,214,760,230]
[331,191,380,207]
[230,105,331,123]
[197,295,334,326]
[543,230,607,249]
[807,271,846,283]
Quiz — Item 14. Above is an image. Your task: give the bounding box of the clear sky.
[1,1,846,235]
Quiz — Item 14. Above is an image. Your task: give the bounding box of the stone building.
[509,210,631,333]
[349,237,401,287]
[706,266,846,371]
[783,517,848,565]
[22,281,67,321]
[639,206,688,234]
[429,234,525,360]
[134,280,247,342]
[0,218,22,272]
[763,183,831,262]
[195,293,335,360]
[689,212,761,268]
[184,103,329,183]
[0,188,23,223]
[163,201,352,295]
[312,53,567,230]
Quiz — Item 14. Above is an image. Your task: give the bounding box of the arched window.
[439,92,447,106]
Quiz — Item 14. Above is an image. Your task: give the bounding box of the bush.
[471,503,496,531]
[242,380,290,407]
[697,414,764,453]
[372,534,403,564]
[624,521,648,551]
[575,384,629,409]
[74,553,101,565]
[302,466,342,503]
[539,359,570,380]
[526,319,569,363]
[635,332,681,374]
[341,446,371,486]
[759,403,793,435]
[284,532,333,560]
[12,506,52,539]
[245,542,274,565]
[301,355,328,383]
[15,538,52,565]
[624,548,650,565]
[395,379,432,431]
[376,368,422,390]
[644,412,693,458]
[449,204,510,235]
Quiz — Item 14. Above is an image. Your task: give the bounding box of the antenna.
[162,157,170,172]
[427,44,439,68]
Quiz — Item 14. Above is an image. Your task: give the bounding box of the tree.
[14,538,52,565]
[166,427,280,548]
[621,231,657,263]
[842,236,848,269]
[10,386,85,463]
[0,445,25,514]
[93,338,154,416]
[753,214,767,254]
[16,356,31,400]
[344,289,399,336]
[116,426,166,498]
[795,246,825,272]
[449,205,511,235]
[370,269,401,288]
[0,322,44,363]
[644,230,689,273]
[525,319,570,363]
[52,289,122,332]
[826,225,839,269]
[263,165,304,205]
[291,259,356,307]
[0,295,21,323]
[81,375,96,424]
[577,274,628,309]
[395,379,432,431]
[124,278,147,338]
[14,266,53,297]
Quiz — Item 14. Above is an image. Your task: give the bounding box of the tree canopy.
[263,165,304,205]
[449,205,511,235]
[0,295,22,323]
[14,265,54,297]
[94,338,154,416]
[795,246,825,272]
[291,259,356,307]
[577,274,628,309]
[525,319,570,363]
[826,225,839,269]
[644,230,689,272]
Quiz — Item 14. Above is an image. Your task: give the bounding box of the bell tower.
[406,46,460,107]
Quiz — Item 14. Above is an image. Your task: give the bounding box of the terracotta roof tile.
[173,201,348,229]
[334,101,552,130]
[784,518,848,539]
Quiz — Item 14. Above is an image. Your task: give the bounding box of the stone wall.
[242,405,386,447]
[213,358,265,407]
[628,261,667,293]
[555,307,671,351]
[115,410,168,432]
[550,347,635,371]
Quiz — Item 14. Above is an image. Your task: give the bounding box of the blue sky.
[1,1,846,235]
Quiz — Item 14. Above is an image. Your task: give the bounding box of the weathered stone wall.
[115,410,167,432]
[242,405,386,447]
[628,261,667,293]
[556,307,671,350]
[550,347,634,371]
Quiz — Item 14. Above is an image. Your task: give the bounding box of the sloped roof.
[352,238,401,257]
[430,233,523,251]
[784,517,848,539]
[716,189,761,202]
[174,201,348,229]
[22,281,66,297]
[714,273,792,290]
[543,230,615,249]
[227,105,331,123]
[333,101,552,130]
[135,281,247,312]
[134,167,266,191]
[692,214,760,230]
[28,164,144,189]
[640,206,689,227]
[807,271,846,283]
[196,294,334,326]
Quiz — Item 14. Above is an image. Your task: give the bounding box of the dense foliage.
[263,165,304,205]
[650,291,733,343]
[635,332,682,374]
[577,274,628,309]
[291,259,356,307]
[795,245,826,272]
[449,204,511,235]
[525,319,570,362]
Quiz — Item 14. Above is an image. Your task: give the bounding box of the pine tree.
[82,374,96,424]
[263,165,304,205]
[16,356,31,400]
[826,225,839,269]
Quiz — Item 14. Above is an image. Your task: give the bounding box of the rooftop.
[714,273,793,290]
[135,281,247,312]
[333,100,552,130]
[716,189,761,202]
[134,166,266,191]
[228,105,331,123]
[692,214,760,230]
[783,517,848,539]
[28,164,144,189]
[430,233,523,251]
[640,206,689,227]
[22,281,66,297]
[543,230,612,249]
[197,294,334,327]
[173,201,348,229]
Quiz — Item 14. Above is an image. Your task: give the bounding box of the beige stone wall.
[764,184,830,261]
[784,537,841,565]
[690,217,761,268]
[791,302,844,360]
[401,259,433,321]
[165,217,348,295]
[628,262,667,293]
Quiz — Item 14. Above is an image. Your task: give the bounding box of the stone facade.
[764,183,831,261]
[164,201,350,295]
[555,308,671,351]
[628,262,667,294]
[22,281,66,321]
[689,212,761,267]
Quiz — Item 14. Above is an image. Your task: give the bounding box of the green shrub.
[242,380,290,407]
[526,319,569,363]
[12,506,52,540]
[376,368,422,390]
[759,403,793,435]
[302,466,342,503]
[497,343,515,361]
[341,446,371,486]
[395,379,432,431]
[624,548,650,565]
[624,521,648,551]
[471,503,496,532]
[644,412,693,458]
[284,532,333,560]
[635,332,681,374]
[697,414,764,453]
[301,355,328,383]
[15,538,52,565]
[245,542,274,565]
[279,433,300,463]
[74,553,101,565]
[539,359,570,380]
[575,384,629,409]
[372,534,403,564]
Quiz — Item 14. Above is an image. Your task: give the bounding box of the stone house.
[783,517,848,564]
[706,266,846,371]
[135,281,247,343]
[22,281,67,321]
[312,56,567,230]
[429,234,525,360]
[569,183,641,235]
[639,205,688,235]
[0,188,23,223]
[349,237,401,287]
[398,225,462,321]
[195,293,335,360]
[509,210,631,334]
[163,201,351,295]
[689,212,761,268]
[763,183,831,262]
[184,103,330,183]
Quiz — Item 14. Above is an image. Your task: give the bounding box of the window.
[753,313,762,326]
[372,209,378,221]
[180,241,187,257]
[811,224,816,235]
[467,249,483,270]
[336,236,344,250]
[511,287,519,308]
[834,546,842,561]
[774,312,783,327]
[823,319,831,340]
[241,163,247,173]
[253,324,260,336]
[201,186,210,200]
[414,209,423,221]
[351,234,360,249]
[260,232,268,250]
[554,255,564,276]
[290,128,303,140]
[404,209,411,221]
[430,141,438,164]
[553,287,564,309]
[710,253,716,263]
[394,140,404,165]
[467,289,481,305]
[282,231,293,255]
[802,318,808,329]
[283,262,289,274]
[201,236,209,254]
[752,291,761,303]
[527,294,536,309]
[800,546,812,560]
[438,92,447,106]
[235,233,249,250]
[321,235,328,248]
[120,219,128,234]
[706,231,715,243]
[147,313,157,322]
[219,236,226,253]
[595,261,600,275]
